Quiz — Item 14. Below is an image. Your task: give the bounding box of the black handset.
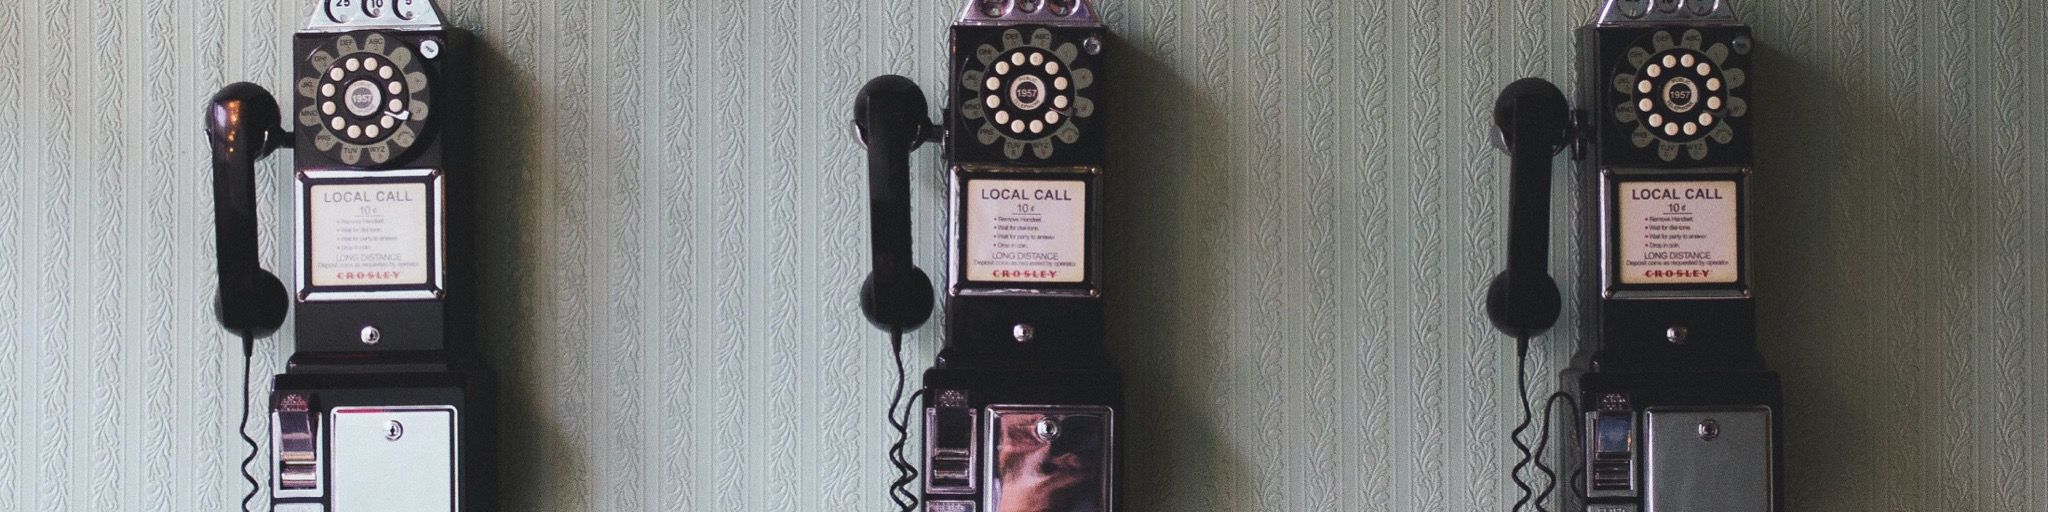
[855,75,936,333]
[854,3,1123,512]
[1486,78,1571,345]
[1488,2,1780,512]
[205,83,292,343]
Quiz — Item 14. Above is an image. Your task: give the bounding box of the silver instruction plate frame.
[1600,166,1751,300]
[296,168,446,302]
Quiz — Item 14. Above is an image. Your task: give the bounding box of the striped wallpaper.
[0,0,2041,510]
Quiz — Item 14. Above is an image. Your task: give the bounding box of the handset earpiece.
[1486,77,1572,342]
[853,75,936,333]
[205,82,292,345]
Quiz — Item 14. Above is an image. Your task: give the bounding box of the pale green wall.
[0,0,2044,510]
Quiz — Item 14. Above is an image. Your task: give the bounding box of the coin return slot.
[1588,413,1638,495]
[925,398,979,494]
[274,405,323,493]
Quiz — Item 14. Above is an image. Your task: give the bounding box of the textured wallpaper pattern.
[0,0,2043,511]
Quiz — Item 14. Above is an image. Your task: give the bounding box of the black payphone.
[203,1,488,510]
[1487,1,1779,512]
[853,1,1120,511]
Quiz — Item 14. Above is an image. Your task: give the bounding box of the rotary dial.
[1612,29,1747,162]
[295,32,433,167]
[959,28,1095,160]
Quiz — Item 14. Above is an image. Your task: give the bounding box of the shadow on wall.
[1749,40,1983,512]
[1097,32,1253,512]
[461,36,589,510]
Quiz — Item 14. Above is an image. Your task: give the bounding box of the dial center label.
[308,182,431,287]
[965,179,1086,283]
[1618,180,1738,285]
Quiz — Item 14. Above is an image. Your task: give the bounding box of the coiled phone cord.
[1534,391,1586,508]
[1509,334,1590,512]
[886,329,923,512]
[237,332,262,512]
[1509,336,1538,512]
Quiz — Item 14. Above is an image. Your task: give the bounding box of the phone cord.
[1509,336,1537,512]
[886,329,922,512]
[1535,390,1585,509]
[238,332,262,512]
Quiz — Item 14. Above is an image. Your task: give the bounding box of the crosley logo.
[1644,269,1711,279]
[337,271,402,280]
[994,269,1058,279]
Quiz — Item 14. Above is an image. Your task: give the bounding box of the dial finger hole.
[1045,111,1061,124]
[1707,96,1722,110]
[986,77,1001,90]
[347,125,362,138]
[1706,78,1721,91]
[321,83,335,97]
[1648,113,1664,127]
[985,95,1001,109]
[1054,95,1069,109]
[330,67,345,80]
[388,99,404,112]
[323,102,337,115]
[1638,80,1652,94]
[387,81,402,95]
[1646,64,1662,78]
[1011,53,1026,66]
[995,111,1010,124]
[1661,55,1676,68]
[330,117,346,130]
[1029,120,1044,133]
[1663,123,1679,136]
[996,62,1011,74]
[1696,63,1711,75]
[365,124,380,138]
[380,116,396,129]
[1683,122,1697,135]
[1700,113,1715,126]
[1638,99,1654,112]
[1680,54,1695,67]
[364,59,380,71]
[1054,77,1068,90]
[379,66,394,79]
[1010,120,1026,133]
[1046,61,1060,74]
[346,58,361,71]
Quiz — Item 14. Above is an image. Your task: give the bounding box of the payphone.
[852,1,1120,511]
[204,1,487,510]
[1486,1,1780,512]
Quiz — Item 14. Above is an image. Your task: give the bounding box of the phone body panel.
[1556,3,1783,511]
[200,2,493,510]
[856,3,1125,511]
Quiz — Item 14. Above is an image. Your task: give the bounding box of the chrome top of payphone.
[959,0,1099,26]
[306,0,448,32]
[1596,0,1740,26]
